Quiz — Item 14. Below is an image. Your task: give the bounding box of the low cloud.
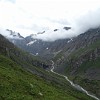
[0,0,100,41]
[74,8,100,33]
[35,8,100,41]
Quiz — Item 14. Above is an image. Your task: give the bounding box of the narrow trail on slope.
[51,60,100,100]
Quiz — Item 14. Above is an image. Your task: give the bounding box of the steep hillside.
[0,34,94,100]
[53,28,100,98]
[0,55,77,100]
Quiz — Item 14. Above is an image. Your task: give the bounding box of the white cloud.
[0,0,100,41]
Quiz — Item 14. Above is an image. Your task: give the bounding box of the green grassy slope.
[0,54,94,100]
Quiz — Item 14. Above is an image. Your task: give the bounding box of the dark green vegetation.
[0,34,94,100]
[0,55,76,100]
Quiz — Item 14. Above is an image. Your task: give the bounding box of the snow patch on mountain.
[46,47,49,50]
[67,38,73,43]
[26,40,37,46]
[36,53,39,56]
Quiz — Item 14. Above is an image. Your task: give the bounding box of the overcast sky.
[0,0,100,41]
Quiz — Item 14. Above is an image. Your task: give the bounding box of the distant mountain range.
[4,27,72,58]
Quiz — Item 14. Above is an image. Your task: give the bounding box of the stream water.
[51,61,100,100]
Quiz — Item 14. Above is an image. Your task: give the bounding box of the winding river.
[51,61,100,100]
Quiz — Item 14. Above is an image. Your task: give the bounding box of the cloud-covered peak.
[34,27,72,41]
[0,0,100,41]
[0,28,24,39]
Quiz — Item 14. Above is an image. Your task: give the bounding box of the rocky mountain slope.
[7,27,72,59]
[53,28,100,98]
[0,34,93,100]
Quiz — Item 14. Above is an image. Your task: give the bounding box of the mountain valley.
[0,27,100,100]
